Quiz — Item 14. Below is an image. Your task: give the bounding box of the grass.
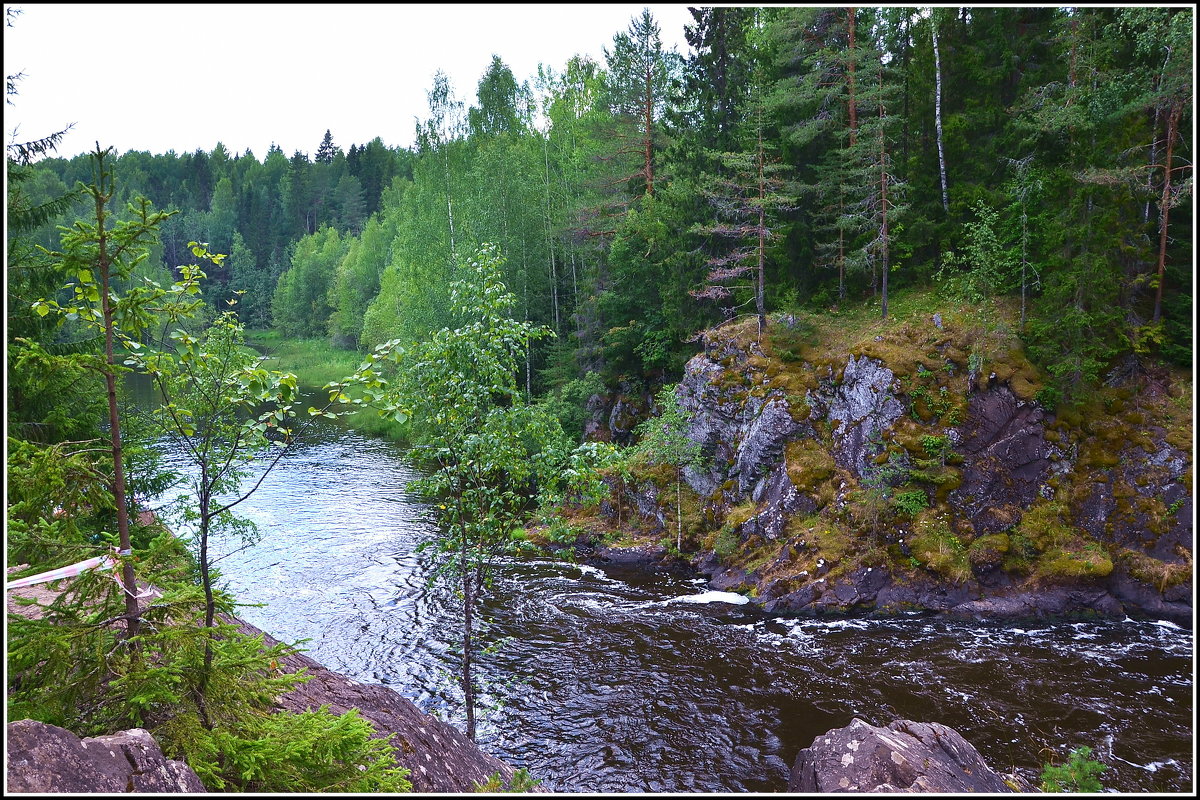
[242,330,408,441]
[243,330,366,390]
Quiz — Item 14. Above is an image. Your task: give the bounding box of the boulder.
[6,720,206,793]
[789,717,1024,793]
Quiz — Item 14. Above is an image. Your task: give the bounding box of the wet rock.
[709,563,756,593]
[788,717,1022,793]
[947,585,1121,620]
[1108,567,1193,623]
[590,543,669,569]
[6,720,206,793]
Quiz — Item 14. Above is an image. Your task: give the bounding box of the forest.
[6,6,1194,794]
[10,6,1193,412]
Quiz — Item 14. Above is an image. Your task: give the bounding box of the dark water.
[154,416,1194,793]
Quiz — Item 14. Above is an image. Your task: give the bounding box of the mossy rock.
[1121,548,1193,593]
[1013,500,1075,551]
[785,439,836,495]
[968,532,1011,572]
[1035,544,1114,579]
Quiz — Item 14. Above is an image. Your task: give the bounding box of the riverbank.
[243,330,408,440]
[552,303,1193,625]
[6,572,524,793]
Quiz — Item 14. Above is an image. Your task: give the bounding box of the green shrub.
[714,525,740,559]
[908,518,970,582]
[1036,385,1062,411]
[1040,746,1107,792]
[893,489,930,516]
[476,768,542,792]
[161,706,412,792]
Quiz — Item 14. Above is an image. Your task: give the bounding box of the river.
[153,411,1194,793]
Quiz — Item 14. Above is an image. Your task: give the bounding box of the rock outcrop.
[234,616,523,793]
[788,717,1029,793]
[6,720,206,793]
[6,579,524,794]
[948,386,1055,533]
[809,354,905,478]
[601,313,1192,622]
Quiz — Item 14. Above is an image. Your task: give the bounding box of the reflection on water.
[153,414,1194,793]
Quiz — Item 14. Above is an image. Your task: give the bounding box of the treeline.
[14,6,1193,413]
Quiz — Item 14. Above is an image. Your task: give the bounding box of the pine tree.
[691,84,794,338]
[315,129,337,164]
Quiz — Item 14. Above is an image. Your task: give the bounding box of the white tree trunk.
[933,21,949,214]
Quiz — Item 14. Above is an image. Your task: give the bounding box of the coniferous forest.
[6,6,1194,794]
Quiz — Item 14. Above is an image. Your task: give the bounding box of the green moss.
[967,532,1011,572]
[1014,501,1074,551]
[1036,543,1114,579]
[1121,548,1193,593]
[908,513,971,583]
[785,439,836,495]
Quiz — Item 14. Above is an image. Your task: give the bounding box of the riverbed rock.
[788,717,1023,793]
[6,720,206,793]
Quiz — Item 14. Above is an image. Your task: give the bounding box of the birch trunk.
[933,20,949,213]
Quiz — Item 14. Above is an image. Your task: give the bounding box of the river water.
[154,414,1194,793]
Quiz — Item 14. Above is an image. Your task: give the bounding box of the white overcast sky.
[4,3,697,160]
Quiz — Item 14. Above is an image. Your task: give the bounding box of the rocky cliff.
[589,304,1192,622]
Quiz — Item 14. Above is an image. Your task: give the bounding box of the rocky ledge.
[6,721,207,793]
[6,579,523,794]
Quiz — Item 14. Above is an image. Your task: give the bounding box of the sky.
[4,3,697,161]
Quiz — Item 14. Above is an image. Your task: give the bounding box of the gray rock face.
[788,717,1022,793]
[950,386,1050,533]
[741,463,819,541]
[678,354,745,498]
[811,355,903,477]
[6,720,206,793]
[735,398,797,497]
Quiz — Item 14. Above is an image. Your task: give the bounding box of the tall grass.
[243,330,408,442]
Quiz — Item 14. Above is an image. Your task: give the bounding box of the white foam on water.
[665,590,750,606]
[1149,619,1184,631]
